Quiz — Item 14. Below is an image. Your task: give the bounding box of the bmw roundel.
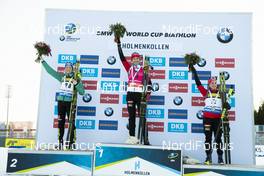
[107,56,117,65]
[196,110,204,120]
[152,83,159,92]
[223,71,230,80]
[104,107,114,117]
[83,93,92,103]
[198,58,206,67]
[60,36,66,41]
[217,28,233,43]
[173,96,183,106]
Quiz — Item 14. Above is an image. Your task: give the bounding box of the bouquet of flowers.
[109,23,127,43]
[34,42,52,63]
[184,52,201,72]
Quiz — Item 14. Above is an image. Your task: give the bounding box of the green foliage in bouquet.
[184,52,201,66]
[34,42,52,63]
[109,23,127,39]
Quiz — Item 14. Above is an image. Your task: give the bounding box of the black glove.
[188,64,194,72]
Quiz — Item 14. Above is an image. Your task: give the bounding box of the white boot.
[125,136,139,145]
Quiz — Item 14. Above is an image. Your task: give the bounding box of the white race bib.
[60,77,74,94]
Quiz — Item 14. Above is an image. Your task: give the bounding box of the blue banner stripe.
[192,71,211,80]
[169,57,188,67]
[80,55,99,64]
[101,69,121,78]
[77,106,96,116]
[168,109,188,119]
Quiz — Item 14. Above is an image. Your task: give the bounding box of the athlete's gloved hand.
[223,102,231,110]
[188,64,195,72]
[114,36,121,44]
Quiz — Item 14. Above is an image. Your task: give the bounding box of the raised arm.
[190,65,207,97]
[115,38,130,72]
[41,60,63,82]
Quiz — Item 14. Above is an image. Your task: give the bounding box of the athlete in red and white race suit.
[190,64,230,165]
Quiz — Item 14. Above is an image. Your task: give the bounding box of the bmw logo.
[173,96,183,106]
[223,71,230,80]
[196,110,204,120]
[59,36,65,41]
[83,93,92,103]
[198,58,206,67]
[65,23,77,34]
[152,83,159,92]
[104,107,114,117]
[107,56,117,65]
[217,28,233,43]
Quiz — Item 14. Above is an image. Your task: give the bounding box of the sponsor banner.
[169,70,188,80]
[122,108,164,119]
[192,71,211,80]
[76,119,95,129]
[122,94,127,104]
[101,68,121,78]
[191,123,204,133]
[77,106,96,116]
[100,81,120,91]
[168,109,188,119]
[5,138,35,149]
[230,97,235,108]
[168,83,188,93]
[122,108,139,118]
[215,58,235,68]
[80,55,99,64]
[99,120,118,130]
[149,70,166,79]
[80,68,98,77]
[146,108,165,119]
[228,111,236,121]
[149,57,166,67]
[83,80,98,90]
[54,105,58,115]
[148,96,165,105]
[53,118,69,128]
[192,97,205,106]
[58,54,77,64]
[147,122,164,132]
[57,67,65,74]
[169,57,188,67]
[100,94,119,104]
[168,123,188,133]
[191,83,207,93]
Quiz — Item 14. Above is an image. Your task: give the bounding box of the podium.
[94,144,182,176]
[0,148,93,176]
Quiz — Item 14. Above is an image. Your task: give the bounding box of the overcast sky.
[0,0,263,124]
